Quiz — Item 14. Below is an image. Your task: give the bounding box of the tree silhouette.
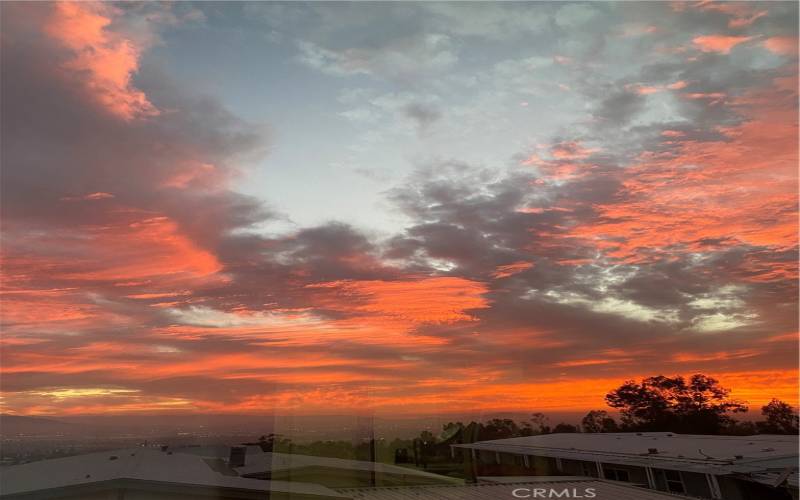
[482,419,527,440]
[253,433,292,452]
[605,374,747,434]
[757,399,799,435]
[552,423,579,433]
[529,412,551,435]
[581,410,619,433]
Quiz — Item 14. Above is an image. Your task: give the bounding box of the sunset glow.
[1,1,797,419]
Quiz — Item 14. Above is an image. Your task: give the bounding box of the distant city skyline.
[1,1,797,416]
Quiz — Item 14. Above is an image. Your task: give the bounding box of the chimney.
[229,446,247,468]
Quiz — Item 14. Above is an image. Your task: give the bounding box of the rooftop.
[0,447,345,498]
[337,476,692,500]
[454,433,799,476]
[233,451,459,484]
[172,445,457,484]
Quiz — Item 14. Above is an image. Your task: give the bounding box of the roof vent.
[648,448,659,454]
[109,456,118,461]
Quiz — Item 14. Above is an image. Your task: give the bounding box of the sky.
[1,1,798,418]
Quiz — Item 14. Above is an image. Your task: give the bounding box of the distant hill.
[0,414,79,436]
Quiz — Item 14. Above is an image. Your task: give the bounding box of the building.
[7,435,796,499]
[233,452,457,487]
[0,455,723,500]
[0,444,456,499]
[178,445,459,488]
[0,447,347,500]
[453,432,799,500]
[337,476,699,499]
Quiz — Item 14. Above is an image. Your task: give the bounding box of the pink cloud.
[60,192,115,202]
[692,1,768,28]
[491,261,534,279]
[550,141,598,160]
[693,35,753,54]
[763,37,799,56]
[44,2,158,120]
[667,80,688,90]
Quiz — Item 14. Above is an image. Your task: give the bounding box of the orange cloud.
[672,350,763,363]
[60,192,115,202]
[569,75,798,266]
[1,288,105,330]
[556,358,629,368]
[492,261,534,279]
[1,1,796,420]
[728,12,767,28]
[307,277,489,324]
[767,332,800,343]
[763,37,799,56]
[550,141,598,160]
[667,80,688,90]
[693,35,753,54]
[693,2,768,29]
[44,2,157,120]
[59,214,222,282]
[627,84,662,95]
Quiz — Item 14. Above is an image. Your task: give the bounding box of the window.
[581,463,597,477]
[604,468,631,482]
[664,470,686,494]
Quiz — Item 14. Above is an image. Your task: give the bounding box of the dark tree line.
[757,398,800,434]
[590,374,798,435]
[246,373,797,473]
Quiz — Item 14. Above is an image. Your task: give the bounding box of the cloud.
[554,3,599,29]
[297,33,457,80]
[692,2,768,29]
[60,192,115,202]
[594,88,647,125]
[403,102,442,132]
[762,37,799,56]
[693,35,754,54]
[307,277,489,324]
[492,262,534,279]
[1,1,797,416]
[43,2,158,120]
[420,2,550,40]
